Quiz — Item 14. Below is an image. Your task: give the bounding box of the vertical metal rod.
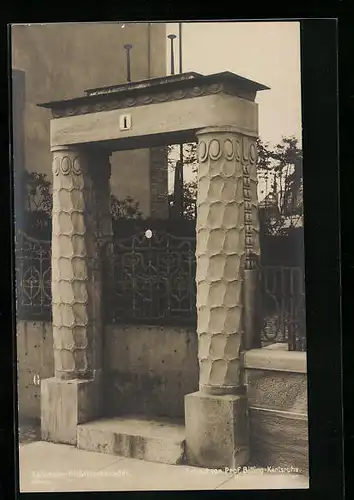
[167,34,176,75]
[178,24,184,215]
[179,145,184,217]
[124,44,132,82]
[179,22,183,74]
[147,23,151,78]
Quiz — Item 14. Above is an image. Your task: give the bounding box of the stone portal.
[38,71,268,464]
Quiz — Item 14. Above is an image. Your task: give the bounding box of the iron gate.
[103,228,197,326]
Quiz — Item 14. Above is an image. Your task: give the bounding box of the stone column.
[185,126,259,469]
[41,145,108,445]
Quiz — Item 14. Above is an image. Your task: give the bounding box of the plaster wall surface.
[104,324,199,418]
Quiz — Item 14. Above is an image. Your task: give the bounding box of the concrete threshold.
[77,415,186,465]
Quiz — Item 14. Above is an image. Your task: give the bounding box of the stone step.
[77,415,186,465]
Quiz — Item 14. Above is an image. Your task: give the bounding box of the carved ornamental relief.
[51,148,111,380]
[195,131,259,394]
[51,82,248,118]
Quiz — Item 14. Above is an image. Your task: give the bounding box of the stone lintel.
[184,391,249,469]
[49,93,259,149]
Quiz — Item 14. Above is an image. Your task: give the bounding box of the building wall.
[103,324,199,418]
[16,321,199,422]
[11,22,167,218]
[12,69,26,229]
[149,146,169,219]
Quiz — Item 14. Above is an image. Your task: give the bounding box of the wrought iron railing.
[14,231,52,321]
[104,228,197,326]
[13,227,306,352]
[260,265,306,351]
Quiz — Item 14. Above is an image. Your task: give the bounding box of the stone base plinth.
[184,391,249,469]
[41,377,101,445]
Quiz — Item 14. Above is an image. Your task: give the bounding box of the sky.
[165,21,302,147]
[165,22,302,196]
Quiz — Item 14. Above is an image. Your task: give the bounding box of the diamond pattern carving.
[51,147,112,380]
[196,128,261,394]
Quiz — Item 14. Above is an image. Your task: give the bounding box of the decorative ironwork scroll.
[13,227,307,353]
[260,265,306,351]
[14,231,52,320]
[104,229,197,325]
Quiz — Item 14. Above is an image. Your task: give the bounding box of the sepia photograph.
[12,20,309,492]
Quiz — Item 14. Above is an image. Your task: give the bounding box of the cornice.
[38,71,269,119]
[50,82,257,119]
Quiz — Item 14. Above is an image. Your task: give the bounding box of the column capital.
[196,129,258,166]
[52,146,86,177]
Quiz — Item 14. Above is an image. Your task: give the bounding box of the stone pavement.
[18,441,309,492]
